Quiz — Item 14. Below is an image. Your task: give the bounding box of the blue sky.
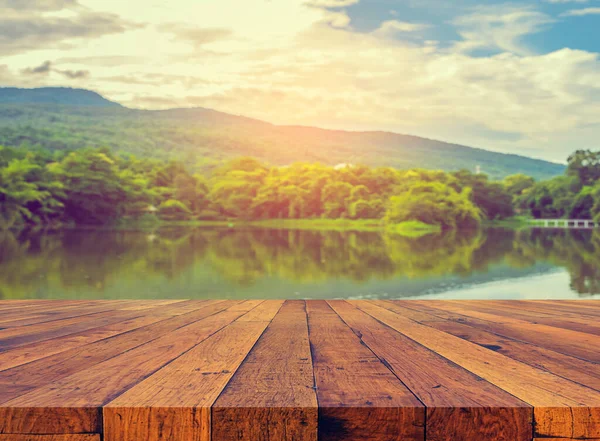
[343,0,600,55]
[0,0,598,161]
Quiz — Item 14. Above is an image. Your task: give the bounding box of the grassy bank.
[244,218,387,232]
[386,221,442,236]
[114,217,441,236]
[484,216,532,228]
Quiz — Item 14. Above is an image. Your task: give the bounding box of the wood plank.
[0,300,230,404]
[384,301,600,392]
[447,300,600,336]
[0,301,262,434]
[212,300,317,441]
[423,315,600,392]
[116,300,188,310]
[407,301,600,363]
[0,301,210,372]
[0,301,137,321]
[328,300,533,441]
[460,300,600,320]
[306,300,424,441]
[0,309,146,352]
[357,301,600,439]
[0,436,100,441]
[491,300,600,319]
[103,301,281,441]
[0,301,182,328]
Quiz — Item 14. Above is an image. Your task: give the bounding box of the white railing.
[529,219,598,228]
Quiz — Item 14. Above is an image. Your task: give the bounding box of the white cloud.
[304,0,359,7]
[561,7,600,15]
[0,1,142,56]
[544,0,589,3]
[453,5,554,55]
[0,0,79,11]
[374,20,430,35]
[158,24,233,47]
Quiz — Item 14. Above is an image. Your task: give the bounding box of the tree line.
[0,146,598,230]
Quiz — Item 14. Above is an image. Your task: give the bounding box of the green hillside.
[0,87,122,107]
[0,87,564,179]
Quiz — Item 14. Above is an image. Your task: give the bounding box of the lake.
[1,227,599,300]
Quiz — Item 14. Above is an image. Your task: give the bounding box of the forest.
[0,145,599,231]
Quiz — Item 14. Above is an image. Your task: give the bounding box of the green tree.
[567,150,600,187]
[452,170,514,220]
[569,186,595,219]
[503,174,535,198]
[518,176,581,219]
[52,150,131,224]
[385,182,482,230]
[0,158,52,229]
[322,182,353,218]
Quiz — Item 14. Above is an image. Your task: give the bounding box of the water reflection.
[1,227,599,299]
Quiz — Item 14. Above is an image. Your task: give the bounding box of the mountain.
[0,87,565,179]
[0,87,121,107]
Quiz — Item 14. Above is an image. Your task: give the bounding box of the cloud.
[304,0,359,7]
[0,0,78,11]
[374,20,430,35]
[58,55,147,66]
[453,5,554,55]
[0,4,143,56]
[561,7,600,15]
[158,23,233,47]
[21,60,52,75]
[58,68,89,79]
[18,60,90,79]
[147,20,597,160]
[543,0,588,3]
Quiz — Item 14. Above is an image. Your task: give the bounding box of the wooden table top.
[0,299,599,441]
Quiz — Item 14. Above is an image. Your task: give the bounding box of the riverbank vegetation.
[1,146,598,231]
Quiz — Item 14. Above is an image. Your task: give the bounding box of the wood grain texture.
[0,300,599,440]
[329,300,533,441]
[307,300,424,441]
[0,300,230,404]
[103,300,278,441]
[448,300,600,335]
[0,309,144,352]
[212,300,317,441]
[358,301,600,439]
[407,301,600,363]
[382,301,600,391]
[0,436,100,441]
[0,301,259,434]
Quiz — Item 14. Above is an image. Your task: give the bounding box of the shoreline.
[8,217,542,236]
[114,218,443,235]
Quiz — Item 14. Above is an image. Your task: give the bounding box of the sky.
[0,0,599,162]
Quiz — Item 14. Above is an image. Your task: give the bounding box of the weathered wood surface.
[0,300,599,441]
[0,436,100,441]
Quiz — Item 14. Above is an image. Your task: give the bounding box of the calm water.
[1,227,599,300]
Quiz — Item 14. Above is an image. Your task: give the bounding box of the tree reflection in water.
[1,227,599,299]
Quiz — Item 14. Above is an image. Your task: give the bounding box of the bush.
[158,199,192,221]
